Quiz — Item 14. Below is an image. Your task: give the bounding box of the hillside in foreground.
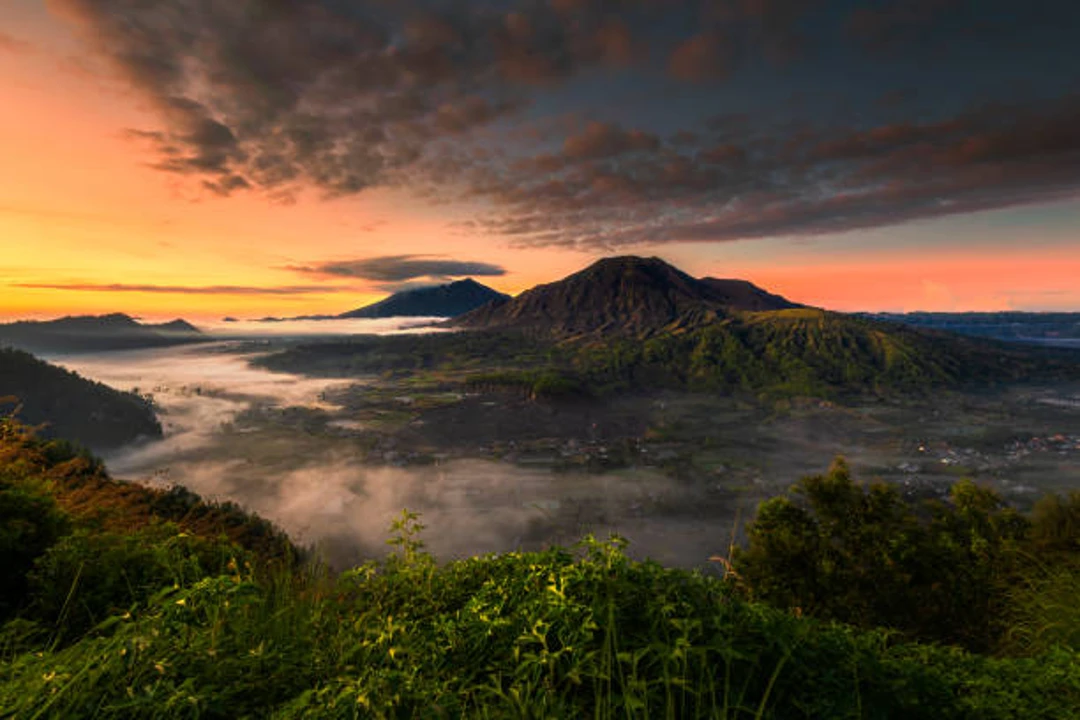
[0,347,162,449]
[2,423,1079,718]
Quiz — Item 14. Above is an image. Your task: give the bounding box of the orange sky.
[0,4,593,320]
[727,249,1080,314]
[1,2,1078,321]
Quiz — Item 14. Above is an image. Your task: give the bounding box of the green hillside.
[2,423,1079,718]
[569,307,1074,397]
[258,307,1080,403]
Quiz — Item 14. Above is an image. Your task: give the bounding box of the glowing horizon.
[2,0,1079,321]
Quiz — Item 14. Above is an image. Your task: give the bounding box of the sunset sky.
[2,0,1078,321]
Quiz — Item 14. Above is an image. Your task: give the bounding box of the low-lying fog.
[50,322,733,570]
[198,316,446,337]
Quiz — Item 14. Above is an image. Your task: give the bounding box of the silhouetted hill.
[340,279,509,319]
[454,256,738,336]
[0,313,204,354]
[0,347,161,449]
[146,319,202,336]
[698,278,801,311]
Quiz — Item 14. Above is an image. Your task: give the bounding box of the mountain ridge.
[339,278,509,319]
[0,314,204,354]
[452,256,800,337]
[440,255,1080,396]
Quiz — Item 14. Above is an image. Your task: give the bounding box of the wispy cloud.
[14,282,334,296]
[0,31,34,54]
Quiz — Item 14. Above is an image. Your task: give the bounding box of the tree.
[733,459,1029,652]
[0,477,70,618]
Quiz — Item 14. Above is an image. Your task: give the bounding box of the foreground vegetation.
[2,421,1079,718]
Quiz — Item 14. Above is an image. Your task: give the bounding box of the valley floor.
[56,340,1080,570]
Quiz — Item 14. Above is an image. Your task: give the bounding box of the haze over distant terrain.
[31,256,1080,569]
[0,313,202,354]
[866,312,1080,347]
[51,340,713,567]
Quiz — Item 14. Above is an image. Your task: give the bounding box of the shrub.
[25,524,244,643]
[732,458,1029,652]
[0,476,70,619]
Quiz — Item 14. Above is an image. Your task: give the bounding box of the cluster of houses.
[1005,434,1080,461]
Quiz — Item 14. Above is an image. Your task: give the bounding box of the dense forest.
[2,420,1078,718]
[0,347,162,449]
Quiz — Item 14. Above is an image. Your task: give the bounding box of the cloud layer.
[0,31,34,54]
[291,255,507,282]
[50,0,1080,248]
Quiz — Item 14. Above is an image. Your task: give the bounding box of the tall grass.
[1003,556,1080,656]
[2,513,1079,718]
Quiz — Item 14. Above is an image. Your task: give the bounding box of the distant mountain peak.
[452,255,801,337]
[148,319,202,334]
[0,313,204,354]
[48,313,141,328]
[339,278,509,319]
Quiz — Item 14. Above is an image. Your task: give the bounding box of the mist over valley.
[34,261,1080,571]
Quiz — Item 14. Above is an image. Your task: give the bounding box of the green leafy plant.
[733,458,1030,652]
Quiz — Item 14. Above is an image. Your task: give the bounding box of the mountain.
[259,256,1080,400]
[453,256,797,337]
[146,319,202,336]
[449,256,1080,395]
[698,278,801,312]
[0,313,204,354]
[0,347,161,449]
[339,279,510,319]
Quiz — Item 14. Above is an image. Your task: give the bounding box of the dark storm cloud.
[290,255,507,282]
[563,122,661,160]
[467,93,1080,248]
[667,33,733,83]
[49,0,1080,247]
[847,0,967,53]
[15,282,332,295]
[52,0,654,199]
